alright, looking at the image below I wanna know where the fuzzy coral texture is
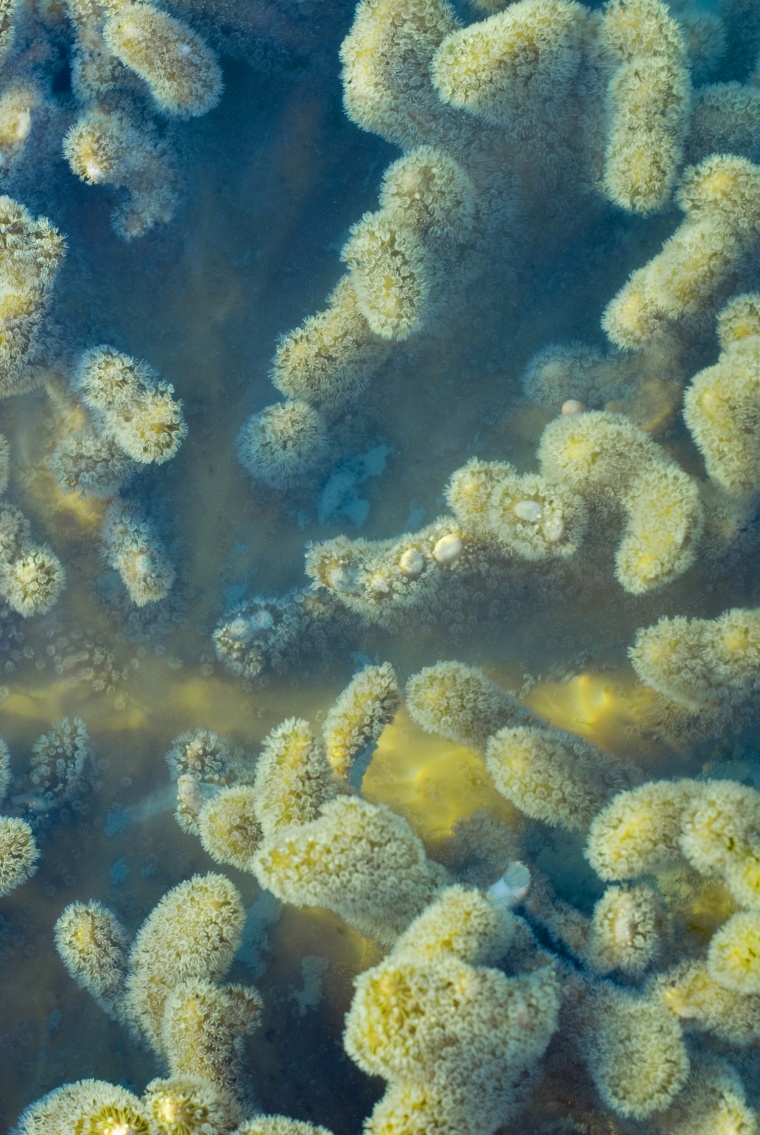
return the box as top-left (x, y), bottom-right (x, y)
top-left (3, 0), bottom-right (760, 1133)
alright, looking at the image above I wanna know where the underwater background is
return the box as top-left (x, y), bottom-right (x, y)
top-left (2, 0), bottom-right (760, 1131)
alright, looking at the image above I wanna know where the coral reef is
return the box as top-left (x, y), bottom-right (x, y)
top-left (6, 0), bottom-right (760, 1131)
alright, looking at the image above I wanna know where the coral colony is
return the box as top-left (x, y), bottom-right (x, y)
top-left (4, 0), bottom-right (760, 1132)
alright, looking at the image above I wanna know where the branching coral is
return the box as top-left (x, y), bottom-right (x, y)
top-left (251, 796), bottom-right (448, 944)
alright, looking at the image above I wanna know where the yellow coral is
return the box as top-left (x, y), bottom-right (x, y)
top-left (103, 3), bottom-right (222, 117)
top-left (63, 108), bottom-right (177, 239)
top-left (684, 295), bottom-right (760, 497)
top-left (346, 949), bottom-right (559, 1135)
top-left (237, 400), bottom-right (329, 489)
top-left (405, 659), bottom-right (529, 750)
top-left (144, 1075), bottom-right (242, 1135)
top-left (586, 883), bottom-right (664, 976)
top-left (432, 0), bottom-right (591, 128)
top-left (585, 779), bottom-right (695, 880)
top-left (102, 499), bottom-right (175, 606)
top-left (161, 979), bottom-right (263, 1098)
top-left (661, 1053), bottom-right (756, 1135)
top-left (271, 277), bottom-right (388, 410)
top-left (18, 1080), bottom-right (151, 1135)
top-left (631, 608), bottom-right (760, 713)
top-left (0, 815), bottom-right (39, 897)
top-left (583, 984), bottom-right (689, 1118)
top-left (322, 661), bottom-right (399, 783)
top-left (339, 0), bottom-right (462, 149)
top-left (0, 545), bottom-right (65, 616)
top-left (341, 211), bottom-right (431, 340)
top-left (487, 725), bottom-right (630, 831)
top-left (655, 960), bottom-right (760, 1045)
top-left (251, 796), bottom-right (447, 944)
top-left (54, 899), bottom-right (130, 1017)
top-left (392, 884), bottom-right (517, 966)
top-left (253, 717), bottom-right (335, 838)
top-left (125, 873), bottom-right (245, 1053)
top-left (603, 156), bottom-right (760, 348)
top-left (600, 0), bottom-right (690, 214)
top-left (707, 910), bottom-right (760, 994)
top-left (198, 786), bottom-right (264, 871)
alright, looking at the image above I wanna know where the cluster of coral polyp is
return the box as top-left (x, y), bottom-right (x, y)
top-left (5, 0), bottom-right (760, 1131)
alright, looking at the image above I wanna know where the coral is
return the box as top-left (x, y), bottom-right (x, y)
top-left (630, 608), bottom-right (760, 714)
top-left (0, 736), bottom-right (9, 803)
top-left (161, 979), bottom-right (263, 1098)
top-left (379, 146), bottom-right (475, 242)
top-left (447, 459), bottom-right (588, 561)
top-left (213, 590), bottom-right (342, 681)
top-left (0, 432), bottom-right (8, 494)
top-left (586, 884), bottom-right (664, 976)
top-left (0, 0), bottom-right (17, 68)
top-left (103, 4), bottom-right (223, 118)
top-left (339, 0), bottom-right (463, 150)
top-left (0, 197), bottom-right (65, 398)
top-left (102, 499), bottom-right (175, 606)
top-left (322, 661), bottom-right (399, 782)
top-left (166, 730), bottom-right (239, 835)
top-left (585, 779), bottom-right (695, 881)
top-left (166, 728), bottom-right (232, 783)
top-left (305, 514), bottom-right (499, 631)
top-left (74, 345), bottom-right (150, 413)
top-left (0, 503), bottom-right (32, 562)
top-left (582, 984), bottom-right (690, 1118)
top-left (271, 277), bottom-right (389, 411)
top-left (17, 1080), bottom-right (152, 1135)
top-left (707, 910), bottom-right (760, 995)
top-left (54, 900), bottom-right (130, 1017)
top-left (252, 717), bottom-right (335, 837)
top-left (341, 211), bottom-right (431, 340)
top-left (74, 346), bottom-right (187, 466)
top-left (198, 786), bottom-right (263, 870)
top-left (391, 883), bottom-right (517, 966)
top-left (108, 385), bottom-right (188, 466)
top-left (678, 781), bottom-right (760, 908)
top-left (144, 1075), bottom-right (243, 1135)
top-left (686, 83), bottom-right (760, 166)
top-left (63, 108), bottom-right (178, 238)
top-left (538, 411), bottom-right (703, 593)
top-left (233, 1120), bottom-right (335, 1135)
top-left (405, 660), bottom-right (529, 750)
top-left (431, 0), bottom-right (591, 130)
top-left (251, 796), bottom-right (448, 944)
top-left (660, 1054), bottom-right (756, 1135)
top-left (345, 947), bottom-right (560, 1135)
top-left (486, 725), bottom-right (632, 831)
top-left (603, 156), bottom-right (760, 349)
top-left (14, 0), bottom-right (760, 1123)
top-left (28, 716), bottom-right (90, 806)
top-left (50, 428), bottom-right (138, 497)
top-left (0, 508), bottom-right (67, 619)
top-left (680, 12), bottom-right (726, 83)
top-left (237, 400), bottom-right (330, 489)
top-left (521, 342), bottom-right (635, 413)
top-left (125, 873), bottom-right (245, 1053)
top-left (600, 0), bottom-right (691, 214)
top-left (655, 960), bottom-right (760, 1045)
top-left (684, 294), bottom-right (760, 497)
top-left (0, 815), bottom-right (39, 896)
top-left (0, 544), bottom-right (66, 616)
